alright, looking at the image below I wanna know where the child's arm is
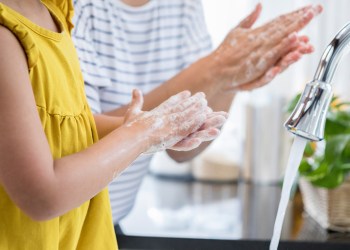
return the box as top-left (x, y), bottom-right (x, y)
top-left (0, 26), bottom-right (222, 221)
top-left (93, 114), bottom-right (124, 138)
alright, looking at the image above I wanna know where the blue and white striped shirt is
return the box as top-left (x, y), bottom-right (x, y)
top-left (72, 0), bottom-right (212, 224)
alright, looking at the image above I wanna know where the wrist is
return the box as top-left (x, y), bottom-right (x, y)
top-left (204, 51), bottom-right (232, 94)
top-left (111, 123), bottom-right (148, 154)
top-left (199, 52), bottom-right (239, 105)
top-left (194, 54), bottom-right (222, 97)
top-left (120, 120), bottom-right (157, 154)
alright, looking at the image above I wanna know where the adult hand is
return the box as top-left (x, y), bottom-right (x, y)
top-left (124, 89), bottom-right (228, 153)
top-left (211, 4), bottom-right (322, 92)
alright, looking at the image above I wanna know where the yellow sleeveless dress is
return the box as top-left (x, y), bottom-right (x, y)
top-left (0, 1), bottom-right (117, 249)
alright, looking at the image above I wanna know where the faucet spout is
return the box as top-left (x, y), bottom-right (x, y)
top-left (314, 23), bottom-right (350, 83)
top-left (285, 22), bottom-right (350, 141)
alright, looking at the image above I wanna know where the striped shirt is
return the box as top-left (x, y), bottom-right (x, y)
top-left (72, 0), bottom-right (212, 224)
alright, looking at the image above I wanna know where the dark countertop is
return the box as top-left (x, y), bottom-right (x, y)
top-left (117, 174), bottom-right (350, 249)
top-left (117, 236), bottom-right (350, 250)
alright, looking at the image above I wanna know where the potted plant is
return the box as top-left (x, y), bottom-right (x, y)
top-left (287, 94), bottom-right (350, 232)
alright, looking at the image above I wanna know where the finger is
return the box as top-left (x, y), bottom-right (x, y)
top-left (296, 41), bottom-right (314, 54)
top-left (178, 97), bottom-right (208, 122)
top-left (170, 138), bottom-right (202, 151)
top-left (130, 89), bottom-right (143, 112)
top-left (253, 5), bottom-right (312, 38)
top-left (226, 33), bottom-right (298, 90)
top-left (267, 5), bottom-right (313, 27)
top-left (125, 89), bottom-right (144, 120)
top-left (259, 5), bottom-right (313, 33)
top-left (272, 40), bottom-right (312, 74)
top-left (189, 127), bottom-right (221, 141)
top-left (260, 32), bottom-right (299, 65)
top-left (166, 96), bottom-right (207, 127)
top-left (205, 106), bottom-right (213, 114)
top-left (153, 90), bottom-right (191, 113)
top-left (165, 100), bottom-right (208, 139)
top-left (238, 3), bottom-right (262, 29)
top-left (298, 35), bottom-right (309, 43)
top-left (168, 92), bottom-right (207, 115)
top-left (285, 5), bottom-right (323, 33)
top-left (232, 66), bottom-right (281, 92)
top-left (179, 114), bottom-right (206, 136)
top-left (264, 5), bottom-right (322, 41)
top-left (200, 114), bottom-right (227, 130)
top-left (171, 127), bottom-right (221, 151)
top-left (268, 35), bottom-right (313, 60)
top-left (231, 39), bottom-right (309, 92)
top-left (206, 111), bottom-right (229, 119)
top-left (178, 113), bottom-right (207, 137)
top-left (278, 51), bottom-right (303, 73)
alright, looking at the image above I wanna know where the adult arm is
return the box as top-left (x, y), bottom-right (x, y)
top-left (106, 4), bottom-right (322, 162)
top-left (93, 114), bottom-right (124, 138)
top-left (107, 4), bottom-right (321, 115)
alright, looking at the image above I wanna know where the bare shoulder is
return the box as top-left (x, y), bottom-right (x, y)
top-left (0, 25), bottom-right (17, 44)
top-left (0, 25), bottom-right (28, 72)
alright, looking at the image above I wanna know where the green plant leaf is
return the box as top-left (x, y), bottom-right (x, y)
top-left (285, 93), bottom-right (301, 113)
top-left (303, 142), bottom-right (315, 158)
top-left (303, 162), bottom-right (328, 181)
top-left (339, 163), bottom-right (350, 171)
top-left (324, 135), bottom-right (350, 163)
top-left (325, 118), bottom-right (348, 136)
top-left (299, 159), bottom-right (312, 174)
top-left (341, 140), bottom-right (350, 162)
top-left (311, 168), bottom-right (344, 189)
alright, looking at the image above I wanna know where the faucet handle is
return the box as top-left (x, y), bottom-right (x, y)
top-left (284, 80), bottom-right (332, 141)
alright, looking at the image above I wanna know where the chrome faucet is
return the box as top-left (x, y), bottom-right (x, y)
top-left (285, 22), bottom-right (350, 141)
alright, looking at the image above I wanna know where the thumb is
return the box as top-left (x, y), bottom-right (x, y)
top-left (237, 3), bottom-right (262, 29)
top-left (125, 89), bottom-right (144, 122)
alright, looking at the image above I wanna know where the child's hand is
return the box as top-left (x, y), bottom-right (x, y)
top-left (124, 89), bottom-right (227, 154)
top-left (169, 109), bottom-right (228, 151)
top-left (123, 89), bottom-right (144, 123)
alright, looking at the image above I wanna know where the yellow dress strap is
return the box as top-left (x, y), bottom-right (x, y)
top-left (0, 4), bottom-right (39, 69)
top-left (42, 0), bottom-right (74, 33)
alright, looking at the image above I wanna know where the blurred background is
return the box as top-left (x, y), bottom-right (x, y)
top-left (120, 0), bottom-right (350, 242)
top-left (150, 0), bottom-right (350, 186)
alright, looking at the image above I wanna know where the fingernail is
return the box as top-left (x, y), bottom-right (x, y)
top-left (298, 44), bottom-right (314, 53)
top-left (282, 53), bottom-right (301, 67)
top-left (313, 5), bottom-right (323, 15)
top-left (299, 36), bottom-right (309, 43)
top-left (195, 92), bottom-right (206, 98)
top-left (266, 67), bottom-right (280, 81)
top-left (256, 3), bottom-right (262, 11)
top-left (183, 90), bottom-right (191, 96)
top-left (304, 44), bottom-right (314, 53)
